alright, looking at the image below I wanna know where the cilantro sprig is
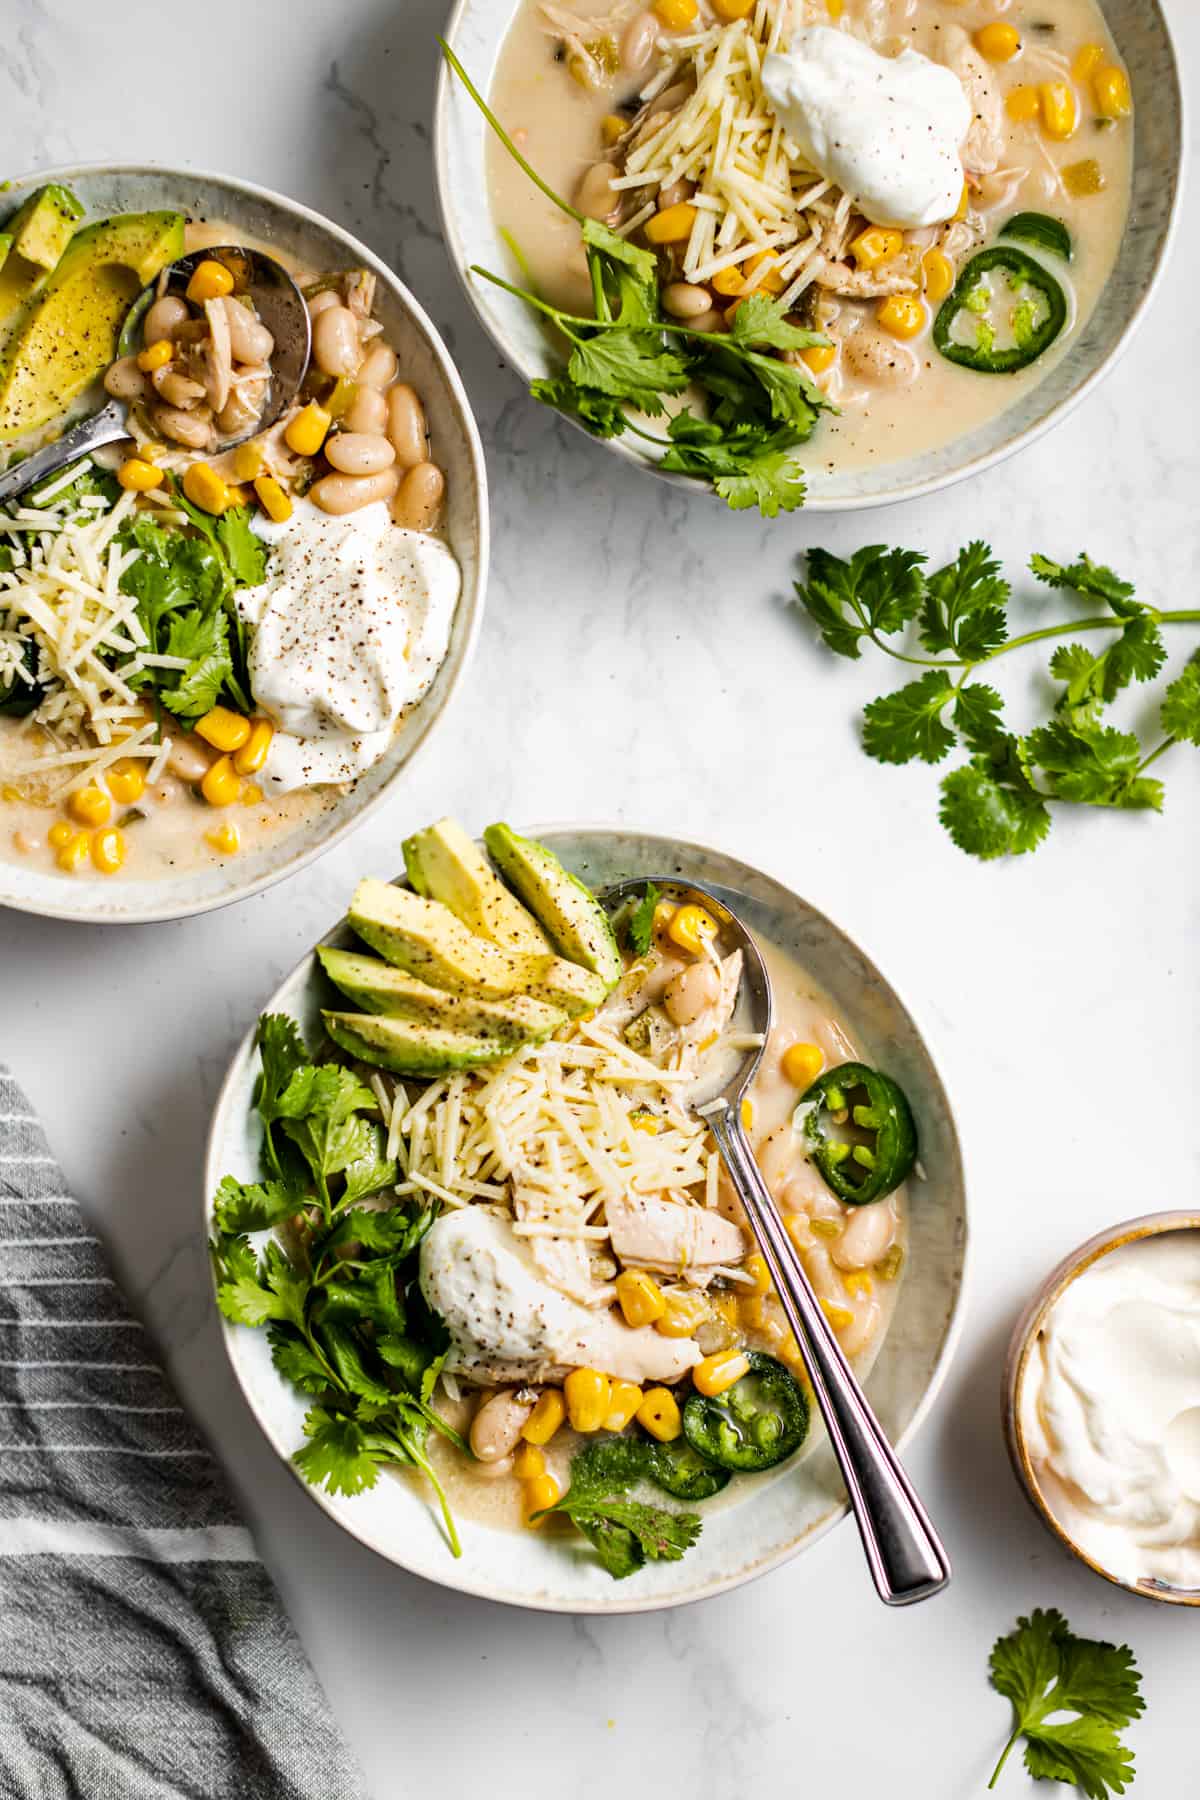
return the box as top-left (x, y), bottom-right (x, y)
top-left (537, 1438), bottom-right (702, 1579)
top-left (793, 543), bottom-right (1200, 859)
top-left (210, 1013), bottom-right (464, 1552)
top-left (440, 42), bottom-right (831, 516)
top-left (988, 1609), bottom-right (1145, 1797)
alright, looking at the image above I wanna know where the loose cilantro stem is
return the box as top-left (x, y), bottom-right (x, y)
top-left (983, 608), bottom-right (1200, 665)
top-left (988, 1725), bottom-right (1023, 1789)
top-left (440, 40), bottom-right (583, 224)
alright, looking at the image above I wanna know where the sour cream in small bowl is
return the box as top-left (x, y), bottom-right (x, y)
top-left (1004, 1212), bottom-right (1200, 1606)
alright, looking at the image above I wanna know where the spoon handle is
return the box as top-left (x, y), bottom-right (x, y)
top-left (707, 1106), bottom-right (951, 1606)
top-left (0, 400), bottom-right (130, 506)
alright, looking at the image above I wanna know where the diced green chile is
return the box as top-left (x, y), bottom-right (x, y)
top-left (933, 246), bottom-right (1067, 373)
top-left (682, 1351), bottom-right (809, 1473)
top-left (999, 211), bottom-right (1073, 261)
top-left (641, 1432), bottom-right (730, 1500)
top-left (797, 1060), bottom-right (917, 1206)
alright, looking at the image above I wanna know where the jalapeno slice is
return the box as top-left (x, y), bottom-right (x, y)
top-left (682, 1351), bottom-right (809, 1473)
top-left (797, 1060), bottom-right (917, 1206)
top-left (642, 1433), bottom-right (731, 1500)
top-left (933, 245), bottom-right (1068, 373)
top-left (999, 211), bottom-right (1073, 262)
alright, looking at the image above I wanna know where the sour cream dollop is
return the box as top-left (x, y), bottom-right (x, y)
top-left (237, 500), bottom-right (459, 792)
top-left (1021, 1232), bottom-right (1200, 1590)
top-left (761, 27), bottom-right (970, 229)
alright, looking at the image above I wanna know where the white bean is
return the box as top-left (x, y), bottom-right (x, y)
top-left (153, 402), bottom-right (214, 449)
top-left (469, 1390), bottom-right (534, 1461)
top-left (385, 383), bottom-right (427, 470)
top-left (310, 466), bottom-right (400, 515)
top-left (836, 1298), bottom-right (881, 1359)
top-left (103, 356), bottom-right (145, 401)
top-left (307, 288), bottom-right (340, 318)
top-left (151, 366), bottom-right (206, 409)
top-left (620, 9), bottom-right (658, 71)
top-left (843, 328), bottom-right (918, 388)
top-left (390, 461), bottom-right (444, 532)
top-left (357, 342), bottom-right (398, 389)
top-left (663, 960), bottom-right (720, 1026)
top-left (220, 296), bottom-right (275, 365)
top-left (312, 304), bottom-right (361, 378)
top-left (143, 295), bottom-right (189, 345)
top-left (324, 431), bottom-right (396, 476)
top-left (342, 385), bottom-right (388, 435)
top-left (662, 281), bottom-right (714, 319)
top-left (167, 736), bottom-right (213, 782)
top-left (831, 1203), bottom-right (896, 1271)
top-left (575, 162), bottom-right (620, 222)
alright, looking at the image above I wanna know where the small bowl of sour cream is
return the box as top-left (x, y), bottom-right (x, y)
top-left (1005, 1213), bottom-right (1200, 1606)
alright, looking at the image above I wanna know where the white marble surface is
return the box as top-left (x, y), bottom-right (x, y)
top-left (2, 1), bottom-right (1198, 1792)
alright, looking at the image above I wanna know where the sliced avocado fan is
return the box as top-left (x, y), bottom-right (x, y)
top-left (484, 821), bottom-right (622, 988)
top-left (323, 1011), bottom-right (536, 1079)
top-left (318, 945), bottom-right (565, 1040)
top-left (402, 816), bottom-right (549, 955)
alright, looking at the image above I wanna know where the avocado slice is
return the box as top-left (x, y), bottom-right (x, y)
top-left (483, 823), bottom-right (622, 991)
top-left (324, 1011), bottom-right (522, 1078)
top-left (403, 816), bottom-right (549, 955)
top-left (6, 185), bottom-right (84, 271)
top-left (0, 237), bottom-right (11, 278)
top-left (348, 878), bottom-right (606, 1016)
top-left (0, 209), bottom-right (185, 442)
top-left (318, 946), bottom-right (566, 1039)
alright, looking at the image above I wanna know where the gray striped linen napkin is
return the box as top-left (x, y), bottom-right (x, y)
top-left (0, 1064), bottom-right (367, 1800)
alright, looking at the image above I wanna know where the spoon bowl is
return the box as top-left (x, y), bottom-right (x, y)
top-left (603, 873), bottom-right (951, 1607)
top-left (0, 243), bottom-right (310, 506)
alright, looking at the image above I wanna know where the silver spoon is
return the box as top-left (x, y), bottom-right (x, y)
top-left (0, 245), bottom-right (311, 506)
top-left (603, 874), bottom-right (952, 1607)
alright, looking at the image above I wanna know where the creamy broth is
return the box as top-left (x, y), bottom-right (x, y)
top-left (410, 933), bottom-right (908, 1535)
top-left (487, 0), bottom-right (1132, 475)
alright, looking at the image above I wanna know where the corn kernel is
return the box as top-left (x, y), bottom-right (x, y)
top-left (615, 1268), bottom-right (666, 1328)
top-left (781, 1041), bottom-right (824, 1088)
top-left (922, 248), bottom-right (955, 303)
top-left (743, 250), bottom-right (784, 296)
top-left (195, 706), bottom-right (251, 754)
top-left (521, 1388), bottom-right (565, 1446)
top-left (692, 1350), bottom-right (749, 1398)
top-left (284, 401), bottom-right (332, 458)
top-left (1005, 83), bottom-right (1041, 123)
top-left (564, 1367), bottom-right (612, 1433)
top-left (645, 201), bottom-right (698, 245)
top-left (636, 1387), bottom-right (682, 1442)
top-left (231, 718), bottom-right (273, 776)
top-left (819, 1297), bottom-right (855, 1331)
top-left (181, 462), bottom-right (230, 515)
top-left (784, 1213), bottom-right (812, 1253)
top-left (653, 0), bottom-right (697, 28)
top-left (47, 819), bottom-right (73, 849)
top-left (711, 263), bottom-right (745, 297)
top-left (240, 782), bottom-right (263, 806)
top-left (55, 830), bottom-right (90, 872)
top-left (654, 1289), bottom-right (709, 1338)
top-left (254, 474), bottom-right (293, 524)
top-left (512, 1442), bottom-right (546, 1482)
top-left (800, 342), bottom-right (837, 374)
top-left (1092, 64), bottom-right (1131, 119)
top-left (67, 785), bottom-right (111, 828)
top-left (712, 0), bottom-right (754, 15)
top-left (206, 823), bottom-right (241, 855)
top-left (709, 1293), bottom-right (739, 1333)
top-left (743, 1252), bottom-right (771, 1295)
top-left (954, 180), bottom-right (970, 220)
top-left (739, 1294), bottom-right (767, 1332)
top-left (603, 1381), bottom-right (644, 1432)
top-left (117, 457), bottom-right (164, 492)
top-left (106, 759), bottom-right (145, 806)
top-left (877, 1244), bottom-right (905, 1282)
top-left (877, 295), bottom-right (927, 339)
top-left (843, 1270), bottom-right (874, 1299)
top-left (810, 1217), bottom-right (843, 1240)
top-left (1063, 158), bottom-right (1105, 197)
top-left (1073, 42), bottom-right (1104, 81)
top-left (90, 827), bottom-right (125, 875)
top-left (667, 902), bottom-right (717, 956)
top-left (200, 755), bottom-right (242, 808)
top-left (851, 226), bottom-right (904, 270)
top-left (523, 1472), bottom-right (561, 1526)
top-left (651, 898), bottom-right (677, 939)
top-left (231, 442), bottom-right (264, 482)
top-left (629, 1110), bottom-right (660, 1136)
top-left (1039, 80), bottom-right (1078, 139)
top-left (1, 783), bottom-right (22, 802)
top-left (186, 258), bottom-right (235, 303)
top-left (600, 113), bottom-right (627, 146)
top-left (740, 1097), bottom-right (754, 1130)
top-left (825, 0), bottom-right (843, 15)
top-left (974, 22), bottom-right (1021, 61)
top-left (136, 338), bottom-right (173, 374)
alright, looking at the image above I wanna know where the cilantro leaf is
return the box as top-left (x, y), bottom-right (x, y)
top-left (210, 1235), bottom-right (306, 1329)
top-left (211, 1173), bottom-right (298, 1236)
top-left (702, 342), bottom-right (821, 432)
top-left (1051, 618), bottom-right (1166, 721)
top-left (1031, 552), bottom-right (1139, 617)
top-left (1162, 660), bottom-right (1200, 743)
top-left (338, 1154), bottom-right (399, 1209)
top-left (582, 218), bottom-right (659, 328)
top-left (939, 763), bottom-right (1051, 859)
top-left (216, 506), bottom-right (268, 588)
top-left (919, 541), bottom-right (1009, 660)
top-left (317, 1322), bottom-right (393, 1405)
top-left (293, 1407), bottom-right (380, 1497)
top-left (253, 1013), bottom-right (310, 1179)
top-left (529, 374), bottom-right (629, 439)
top-left (660, 413), bottom-right (807, 516)
top-left (988, 1607), bottom-right (1144, 1798)
top-left (267, 1325), bottom-right (331, 1395)
top-left (567, 329), bottom-right (690, 414)
top-left (954, 682), bottom-right (1006, 750)
top-left (726, 293), bottom-right (828, 355)
top-left (793, 545), bottom-right (927, 660)
top-left (1025, 721), bottom-right (1161, 810)
top-left (862, 671), bottom-right (957, 764)
top-left (539, 1439), bottom-right (703, 1578)
top-left (627, 882), bottom-right (660, 957)
top-left (158, 606), bottom-right (233, 723)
